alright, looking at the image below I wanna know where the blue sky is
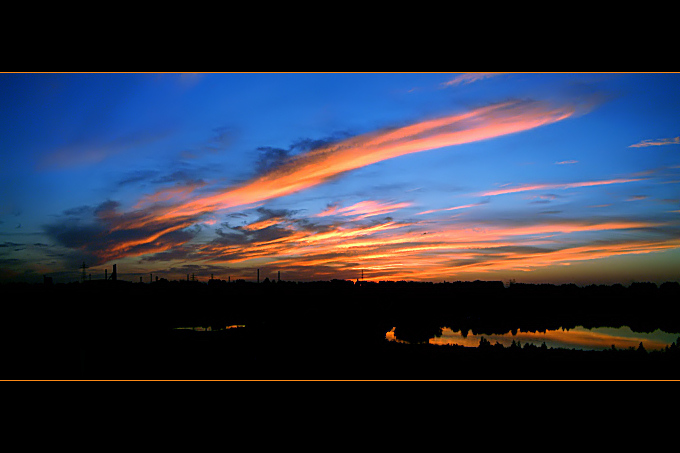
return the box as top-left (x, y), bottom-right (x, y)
top-left (1, 72), bottom-right (679, 284)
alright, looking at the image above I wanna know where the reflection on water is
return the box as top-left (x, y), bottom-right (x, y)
top-left (386, 326), bottom-right (679, 351)
top-left (174, 325), bottom-right (245, 332)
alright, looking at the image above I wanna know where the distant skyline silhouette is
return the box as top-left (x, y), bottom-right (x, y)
top-left (1, 73), bottom-right (679, 285)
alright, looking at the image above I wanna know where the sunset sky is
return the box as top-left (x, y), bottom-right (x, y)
top-left (1, 72), bottom-right (679, 284)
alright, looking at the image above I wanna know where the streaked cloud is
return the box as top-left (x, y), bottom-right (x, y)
top-left (147, 100), bottom-right (575, 223)
top-left (37, 129), bottom-right (170, 170)
top-left (49, 97), bottom-right (651, 279)
top-left (629, 136), bottom-right (680, 148)
top-left (188, 213), bottom-right (676, 283)
top-left (316, 200), bottom-right (412, 220)
top-left (416, 200), bottom-right (488, 216)
top-left (479, 178), bottom-right (643, 197)
top-left (555, 160), bottom-right (578, 165)
top-left (442, 73), bottom-right (506, 87)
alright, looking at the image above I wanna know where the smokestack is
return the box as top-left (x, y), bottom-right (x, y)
top-left (278, 270), bottom-right (280, 282)
top-left (111, 264), bottom-right (117, 281)
top-left (257, 269), bottom-right (260, 284)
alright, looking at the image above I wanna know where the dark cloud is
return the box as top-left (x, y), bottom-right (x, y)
top-left (151, 170), bottom-right (206, 186)
top-left (180, 126), bottom-right (237, 160)
top-left (94, 200), bottom-right (121, 219)
top-left (209, 126), bottom-right (236, 148)
top-left (63, 205), bottom-right (94, 217)
top-left (139, 245), bottom-right (199, 263)
top-left (43, 200), bottom-right (204, 265)
top-left (254, 133), bottom-right (350, 177)
top-left (481, 245), bottom-right (552, 255)
top-left (117, 170), bottom-right (160, 187)
top-left (0, 241), bottom-right (23, 248)
top-left (160, 263), bottom-right (240, 280)
top-left (212, 223), bottom-right (292, 247)
top-left (43, 220), bottom-right (104, 250)
top-left (255, 146), bottom-right (292, 175)
top-left (254, 206), bottom-right (299, 221)
top-left (289, 134), bottom-right (351, 152)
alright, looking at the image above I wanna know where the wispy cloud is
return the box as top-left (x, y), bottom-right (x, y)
top-left (416, 200), bottom-right (489, 216)
top-left (37, 129), bottom-right (170, 170)
top-left (441, 73), bottom-right (505, 88)
top-left (478, 178), bottom-right (643, 197)
top-left (45, 99), bottom-right (578, 266)
top-left (188, 213), bottom-right (676, 282)
top-left (151, 100), bottom-right (575, 222)
top-left (555, 160), bottom-right (578, 165)
top-left (629, 136), bottom-right (680, 148)
top-left (316, 200), bottom-right (411, 220)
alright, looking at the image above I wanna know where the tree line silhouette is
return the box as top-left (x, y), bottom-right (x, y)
top-left (2, 278), bottom-right (679, 379)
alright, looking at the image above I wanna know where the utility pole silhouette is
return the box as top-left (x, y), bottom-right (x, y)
top-left (80, 261), bottom-right (88, 283)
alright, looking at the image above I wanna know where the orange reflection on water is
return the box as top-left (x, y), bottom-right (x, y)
top-left (422, 326), bottom-right (673, 351)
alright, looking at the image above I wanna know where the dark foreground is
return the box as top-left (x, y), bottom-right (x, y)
top-left (3, 279), bottom-right (680, 380)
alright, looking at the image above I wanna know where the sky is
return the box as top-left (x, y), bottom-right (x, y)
top-left (1, 72), bottom-right (679, 285)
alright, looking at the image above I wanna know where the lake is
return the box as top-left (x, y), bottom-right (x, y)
top-left (386, 325), bottom-right (679, 351)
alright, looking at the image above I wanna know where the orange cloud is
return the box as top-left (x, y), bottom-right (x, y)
top-left (316, 200), bottom-right (412, 220)
top-left (149, 100), bottom-right (576, 223)
top-left (79, 100), bottom-right (582, 266)
top-left (479, 178), bottom-right (643, 197)
top-left (185, 210), bottom-right (676, 283)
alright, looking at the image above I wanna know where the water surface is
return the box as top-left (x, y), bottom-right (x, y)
top-left (386, 326), bottom-right (679, 351)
